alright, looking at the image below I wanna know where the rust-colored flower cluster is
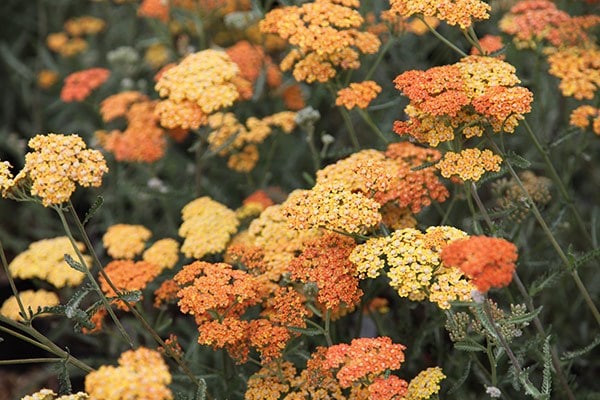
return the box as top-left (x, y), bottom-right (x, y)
top-left (336, 81), bottom-right (382, 110)
top-left (441, 236), bottom-right (518, 292)
top-left (389, 0), bottom-right (490, 29)
top-left (60, 68), bottom-right (110, 102)
top-left (260, 0), bottom-right (381, 83)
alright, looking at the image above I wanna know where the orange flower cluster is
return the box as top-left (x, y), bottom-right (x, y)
top-left (138, 0), bottom-right (169, 22)
top-left (99, 260), bottom-right (161, 309)
top-left (60, 68), bottom-right (110, 102)
top-left (85, 347), bottom-right (172, 400)
top-left (436, 148), bottom-right (503, 182)
top-left (499, 0), bottom-right (600, 49)
top-left (441, 236), bottom-right (518, 292)
top-left (547, 46), bottom-right (600, 100)
top-left (207, 111), bottom-right (297, 172)
top-left (260, 0), bottom-right (381, 83)
top-left (155, 49), bottom-right (241, 129)
top-left (322, 337), bottom-right (406, 388)
top-left (289, 233), bottom-right (362, 317)
top-left (336, 81), bottom-right (382, 109)
top-left (64, 15), bottom-right (106, 36)
top-left (37, 69), bottom-right (59, 89)
top-left (471, 34), bottom-right (504, 56)
top-left (46, 16), bottom-right (104, 57)
top-left (394, 56), bottom-right (533, 146)
top-left (1, 134), bottom-right (108, 206)
top-left (570, 105), bottom-right (600, 135)
top-left (225, 40), bottom-right (282, 93)
top-left (97, 93), bottom-right (168, 163)
top-left (389, 0), bottom-right (490, 29)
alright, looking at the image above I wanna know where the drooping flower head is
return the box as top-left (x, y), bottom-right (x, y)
top-left (60, 68), bottom-right (110, 102)
top-left (260, 0), bottom-right (381, 83)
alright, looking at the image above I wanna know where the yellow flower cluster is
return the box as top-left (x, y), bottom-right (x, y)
top-left (9, 237), bottom-right (88, 288)
top-left (21, 389), bottom-right (88, 400)
top-left (1, 290), bottom-right (60, 321)
top-left (547, 45), bottom-right (600, 100)
top-left (1, 134), bottom-right (108, 206)
top-left (143, 238), bottom-right (180, 270)
top-left (405, 367), bottom-right (446, 400)
top-left (207, 111), bottom-right (297, 172)
top-left (570, 105), bottom-right (600, 135)
top-left (155, 50), bottom-right (240, 128)
top-left (350, 226), bottom-right (473, 309)
top-left (64, 16), bottom-right (106, 36)
top-left (283, 183), bottom-right (382, 234)
top-left (436, 148), bottom-right (502, 182)
top-left (389, 0), bottom-right (490, 29)
top-left (179, 197), bottom-right (239, 259)
top-left (102, 224), bottom-right (152, 259)
top-left (85, 347), bottom-right (172, 400)
top-left (260, 0), bottom-right (381, 83)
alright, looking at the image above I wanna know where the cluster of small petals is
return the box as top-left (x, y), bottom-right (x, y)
top-left (323, 337), bottom-right (406, 388)
top-left (0, 161), bottom-right (14, 192)
top-left (179, 197), bottom-right (239, 259)
top-left (380, 202), bottom-right (417, 230)
top-left (471, 35), bottom-right (504, 57)
top-left (455, 56), bottom-right (520, 98)
top-left (226, 40), bottom-right (281, 88)
top-left (63, 15), bottom-right (105, 36)
top-left (22, 134), bottom-right (108, 206)
top-left (405, 367), bottom-right (446, 400)
top-left (155, 49), bottom-right (239, 113)
top-left (441, 236), bottom-right (518, 292)
top-left (283, 184), bottom-right (382, 234)
top-left (1, 290), bottom-right (60, 321)
top-left (472, 86), bottom-right (533, 132)
top-left (155, 98), bottom-right (208, 130)
top-left (143, 238), bottom-right (180, 270)
top-left (60, 68), bottom-right (110, 102)
top-left (228, 144), bottom-right (259, 172)
top-left (436, 149), bottom-right (502, 182)
top-left (9, 237), bottom-right (87, 288)
top-left (198, 317), bottom-right (251, 361)
top-left (37, 69), bottom-right (59, 89)
top-left (336, 81), bottom-right (382, 109)
top-left (102, 224), bottom-right (151, 259)
top-left (20, 389), bottom-right (88, 400)
top-left (428, 267), bottom-right (475, 308)
top-left (389, 0), bottom-right (490, 29)
top-left (266, 287), bottom-right (310, 329)
top-left (349, 235), bottom-right (389, 279)
top-left (248, 319), bottom-right (291, 362)
top-left (153, 279), bottom-right (180, 308)
top-left (100, 91), bottom-right (149, 122)
top-left (290, 233), bottom-right (362, 313)
top-left (245, 361), bottom-right (296, 399)
top-left (260, 0), bottom-right (380, 83)
top-left (547, 46), bottom-right (600, 100)
top-left (368, 376), bottom-right (409, 400)
top-left (46, 32), bottom-right (88, 57)
top-left (99, 260), bottom-right (161, 309)
top-left (85, 347), bottom-right (172, 400)
top-left (138, 0), bottom-right (169, 22)
top-left (570, 105), bottom-right (600, 135)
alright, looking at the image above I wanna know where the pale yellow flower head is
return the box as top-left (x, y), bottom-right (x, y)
top-left (1, 290), bottom-right (60, 321)
top-left (103, 224), bottom-right (152, 259)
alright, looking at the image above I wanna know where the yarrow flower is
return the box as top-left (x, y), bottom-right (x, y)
top-left (99, 260), bottom-right (161, 309)
top-left (85, 347), bottom-right (172, 400)
top-left (143, 238), bottom-right (180, 270)
top-left (570, 105), bottom-right (600, 135)
top-left (441, 236), bottom-right (518, 292)
top-left (405, 367), bottom-right (446, 400)
top-left (492, 171), bottom-right (552, 222)
top-left (1, 134), bottom-right (108, 207)
top-left (102, 224), bottom-right (151, 259)
top-left (20, 389), bottom-right (88, 400)
top-left (60, 68), bottom-right (110, 102)
top-left (260, 0), bottom-right (381, 83)
top-left (1, 290), bottom-right (60, 321)
top-left (63, 15), bottom-right (105, 36)
top-left (336, 81), bottom-right (382, 109)
top-left (471, 34), bottom-right (505, 57)
top-left (8, 237), bottom-right (88, 288)
top-left (389, 0), bottom-right (490, 29)
top-left (546, 45), bottom-right (600, 100)
top-left (436, 148), bottom-right (503, 182)
top-left (179, 197), bottom-right (239, 259)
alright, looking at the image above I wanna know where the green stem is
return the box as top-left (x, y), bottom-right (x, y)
top-left (357, 108), bottom-right (389, 144)
top-left (464, 184), bottom-right (483, 234)
top-left (469, 183), bottom-right (495, 233)
top-left (487, 137), bottom-right (600, 327)
top-left (419, 16), bottom-right (467, 57)
top-left (0, 358), bottom-right (62, 365)
top-left (0, 241), bottom-right (27, 321)
top-left (522, 119), bottom-right (592, 245)
top-left (324, 309), bottom-right (333, 347)
top-left (54, 206), bottom-right (134, 348)
top-left (485, 339), bottom-right (497, 386)
top-left (339, 106), bottom-right (361, 150)
top-left (481, 301), bottom-right (523, 376)
top-left (364, 37), bottom-right (395, 80)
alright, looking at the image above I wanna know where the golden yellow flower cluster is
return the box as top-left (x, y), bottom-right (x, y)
top-left (64, 16), bottom-right (106, 36)
top-left (0, 134), bottom-right (108, 207)
top-left (102, 224), bottom-right (152, 259)
top-left (85, 347), bottom-right (172, 400)
top-left (405, 367), bottom-right (446, 400)
top-left (179, 196), bottom-right (239, 259)
top-left (389, 0), bottom-right (490, 29)
top-left (155, 50), bottom-right (240, 129)
top-left (143, 238), bottom-right (180, 270)
top-left (9, 237), bottom-right (88, 288)
top-left (260, 0), bottom-right (381, 83)
top-left (350, 226), bottom-right (474, 309)
top-left (20, 389), bottom-right (88, 400)
top-left (336, 81), bottom-right (382, 109)
top-left (207, 111), bottom-right (297, 172)
top-left (547, 45), bottom-right (600, 100)
top-left (1, 290), bottom-right (60, 321)
top-left (436, 148), bottom-right (502, 182)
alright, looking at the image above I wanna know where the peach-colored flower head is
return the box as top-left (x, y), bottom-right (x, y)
top-left (99, 260), bottom-right (161, 310)
top-left (570, 105), bottom-right (600, 135)
top-left (336, 81), bottom-right (382, 109)
top-left (61, 68), bottom-right (110, 102)
top-left (64, 16), bottom-right (106, 36)
top-left (85, 347), bottom-right (172, 400)
top-left (389, 0), bottom-right (490, 29)
top-left (1, 290), bottom-right (60, 321)
top-left (37, 69), bottom-right (59, 89)
top-left (547, 45), bottom-right (600, 100)
top-left (260, 0), bottom-right (381, 83)
top-left (103, 224), bottom-right (151, 259)
top-left (138, 0), bottom-right (169, 22)
top-left (20, 134), bottom-right (108, 206)
top-left (471, 34), bottom-right (505, 57)
top-left (441, 236), bottom-right (518, 292)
